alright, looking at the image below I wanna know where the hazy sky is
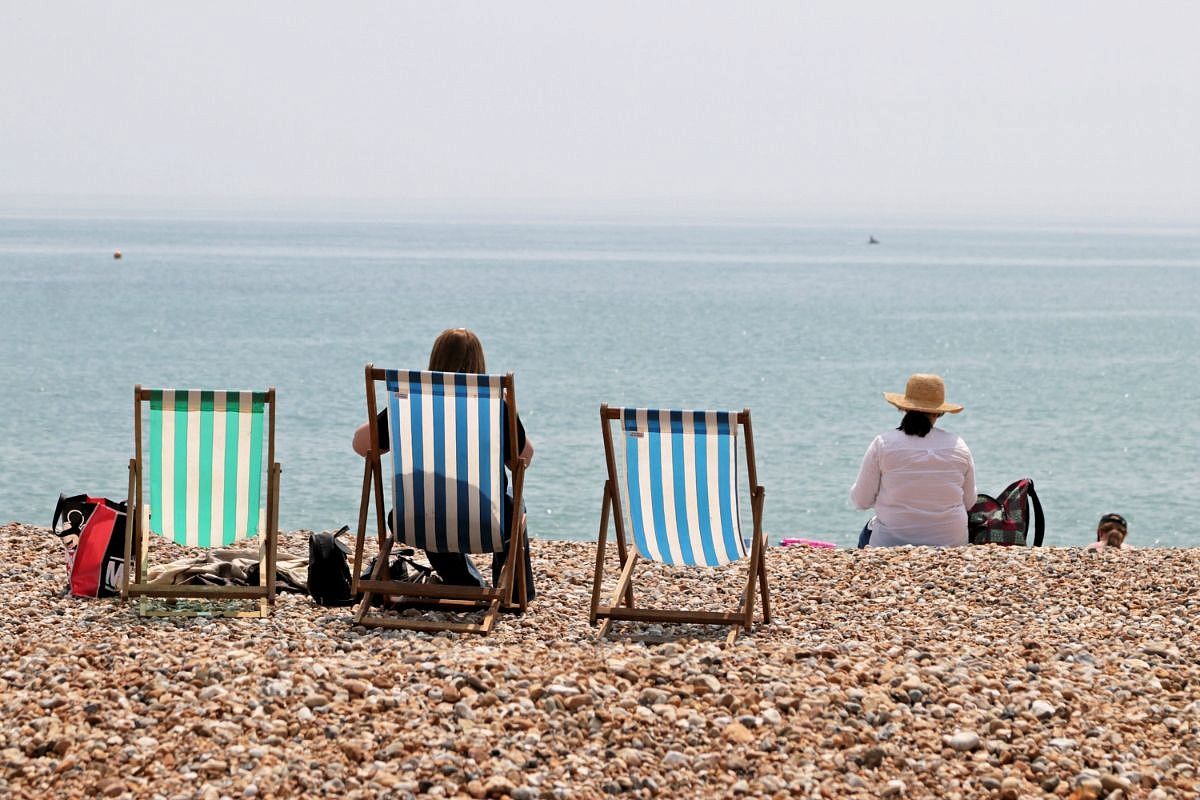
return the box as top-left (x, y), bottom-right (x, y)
top-left (3, 2), bottom-right (1199, 221)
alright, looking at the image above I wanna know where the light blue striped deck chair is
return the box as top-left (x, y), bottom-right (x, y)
top-left (123, 387), bottom-right (281, 617)
top-left (589, 405), bottom-right (770, 642)
top-left (352, 365), bottom-right (528, 635)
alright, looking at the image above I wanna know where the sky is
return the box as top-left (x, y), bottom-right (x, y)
top-left (2, 1), bottom-right (1199, 222)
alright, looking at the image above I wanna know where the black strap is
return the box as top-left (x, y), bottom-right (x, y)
top-left (1027, 481), bottom-right (1045, 547)
top-left (52, 493), bottom-right (67, 533)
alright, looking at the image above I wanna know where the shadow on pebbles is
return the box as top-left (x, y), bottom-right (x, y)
top-left (1, 522), bottom-right (1197, 799)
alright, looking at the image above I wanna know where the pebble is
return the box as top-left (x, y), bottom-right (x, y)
top-left (484, 775), bottom-right (517, 797)
top-left (1030, 699), bottom-right (1056, 719)
top-left (1101, 774), bottom-right (1133, 793)
top-left (862, 746), bottom-right (886, 769)
top-left (723, 721), bottom-right (755, 744)
top-left (2, 525), bottom-right (1197, 800)
top-left (1074, 776), bottom-right (1104, 799)
top-left (945, 731), bottom-right (980, 751)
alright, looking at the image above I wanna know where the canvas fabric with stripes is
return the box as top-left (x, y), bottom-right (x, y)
top-left (146, 390), bottom-right (267, 547)
top-left (618, 408), bottom-right (747, 567)
top-left (384, 370), bottom-right (509, 554)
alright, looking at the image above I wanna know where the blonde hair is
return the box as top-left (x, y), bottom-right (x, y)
top-left (428, 328), bottom-right (487, 373)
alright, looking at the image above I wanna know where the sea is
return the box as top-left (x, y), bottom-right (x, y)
top-left (1, 212), bottom-right (1197, 548)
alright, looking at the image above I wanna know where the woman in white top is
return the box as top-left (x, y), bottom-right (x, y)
top-left (851, 374), bottom-right (976, 548)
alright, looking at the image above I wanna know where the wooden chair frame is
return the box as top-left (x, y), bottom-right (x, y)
top-left (588, 404), bottom-right (771, 644)
top-left (122, 386), bottom-right (280, 618)
top-left (352, 364), bottom-right (528, 635)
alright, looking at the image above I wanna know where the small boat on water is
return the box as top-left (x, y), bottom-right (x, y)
top-left (867, 236), bottom-right (879, 245)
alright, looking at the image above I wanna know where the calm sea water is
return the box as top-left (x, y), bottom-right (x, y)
top-left (1, 214), bottom-right (1197, 547)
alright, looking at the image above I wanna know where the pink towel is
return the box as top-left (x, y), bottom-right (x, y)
top-left (781, 537), bottom-right (837, 549)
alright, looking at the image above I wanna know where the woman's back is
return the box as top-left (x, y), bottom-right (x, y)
top-left (866, 427), bottom-right (974, 547)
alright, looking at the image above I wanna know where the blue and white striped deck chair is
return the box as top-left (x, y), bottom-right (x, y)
top-left (589, 406), bottom-right (770, 642)
top-left (353, 366), bottom-right (528, 635)
top-left (123, 386), bottom-right (281, 617)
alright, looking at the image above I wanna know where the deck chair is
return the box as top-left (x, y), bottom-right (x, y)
top-left (123, 387), bottom-right (281, 617)
top-left (589, 405), bottom-right (770, 643)
top-left (352, 366), bottom-right (528, 635)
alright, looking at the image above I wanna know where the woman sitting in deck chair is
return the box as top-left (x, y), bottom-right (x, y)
top-left (352, 327), bottom-right (536, 599)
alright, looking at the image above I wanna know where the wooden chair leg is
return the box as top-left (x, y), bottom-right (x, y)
top-left (598, 552), bottom-right (638, 640)
top-left (480, 594), bottom-right (502, 633)
top-left (758, 550), bottom-right (771, 624)
top-left (352, 458), bottom-right (373, 594)
top-left (589, 482), bottom-right (612, 625)
top-left (122, 460), bottom-right (136, 601)
top-left (740, 548), bottom-right (759, 630)
top-left (494, 518), bottom-right (521, 612)
top-left (516, 517), bottom-right (528, 613)
top-left (355, 534), bottom-right (395, 624)
top-left (267, 464), bottom-right (281, 604)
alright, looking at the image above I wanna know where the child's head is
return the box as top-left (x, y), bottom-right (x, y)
top-left (428, 328), bottom-right (486, 373)
top-left (1096, 513), bottom-right (1128, 547)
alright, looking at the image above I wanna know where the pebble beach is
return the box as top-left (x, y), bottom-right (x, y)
top-left (2, 523), bottom-right (1197, 800)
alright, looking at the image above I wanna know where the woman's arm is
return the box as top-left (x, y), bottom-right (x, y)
top-left (849, 437), bottom-right (881, 510)
top-left (508, 438), bottom-right (533, 470)
top-left (353, 411), bottom-right (390, 458)
top-left (351, 422), bottom-right (371, 457)
top-left (961, 447), bottom-right (977, 509)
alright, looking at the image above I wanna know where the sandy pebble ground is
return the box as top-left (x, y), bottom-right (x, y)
top-left (1, 522), bottom-right (1197, 800)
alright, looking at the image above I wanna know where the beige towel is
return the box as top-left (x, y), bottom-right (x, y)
top-left (147, 548), bottom-right (308, 591)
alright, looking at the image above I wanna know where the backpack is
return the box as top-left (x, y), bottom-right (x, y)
top-left (308, 526), bottom-right (357, 606)
top-left (307, 527), bottom-right (436, 606)
top-left (968, 478), bottom-right (1045, 547)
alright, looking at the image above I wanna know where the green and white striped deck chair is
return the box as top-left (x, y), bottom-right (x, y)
top-left (123, 386), bottom-right (281, 617)
top-left (589, 405), bottom-right (770, 643)
top-left (353, 365), bottom-right (528, 635)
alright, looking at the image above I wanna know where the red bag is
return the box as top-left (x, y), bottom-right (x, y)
top-left (54, 495), bottom-right (129, 598)
top-left (967, 478), bottom-right (1045, 547)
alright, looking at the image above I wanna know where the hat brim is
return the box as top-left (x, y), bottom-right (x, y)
top-left (883, 392), bottom-right (963, 414)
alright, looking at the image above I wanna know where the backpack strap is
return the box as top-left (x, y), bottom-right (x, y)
top-left (1026, 480), bottom-right (1045, 547)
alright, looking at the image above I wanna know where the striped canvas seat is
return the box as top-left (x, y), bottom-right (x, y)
top-left (590, 403), bottom-right (770, 642)
top-left (620, 408), bottom-right (747, 567)
top-left (385, 370), bottom-right (509, 554)
top-left (124, 385), bottom-right (280, 618)
top-left (353, 365), bottom-right (528, 635)
top-left (147, 390), bottom-right (267, 546)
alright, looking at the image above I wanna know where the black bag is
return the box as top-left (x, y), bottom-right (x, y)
top-left (307, 527), bottom-right (436, 606)
top-left (53, 494), bottom-right (128, 598)
top-left (308, 526), bottom-right (356, 606)
top-left (968, 478), bottom-right (1045, 547)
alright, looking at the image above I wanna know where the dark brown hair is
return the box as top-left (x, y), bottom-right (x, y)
top-left (428, 328), bottom-right (487, 373)
top-left (897, 410), bottom-right (935, 437)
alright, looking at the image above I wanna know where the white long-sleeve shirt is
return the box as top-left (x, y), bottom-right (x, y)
top-left (850, 427), bottom-right (976, 547)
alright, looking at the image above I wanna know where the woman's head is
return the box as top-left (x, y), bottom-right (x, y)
top-left (428, 328), bottom-right (487, 373)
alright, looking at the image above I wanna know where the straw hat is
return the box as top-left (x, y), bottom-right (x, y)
top-left (883, 373), bottom-right (963, 414)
